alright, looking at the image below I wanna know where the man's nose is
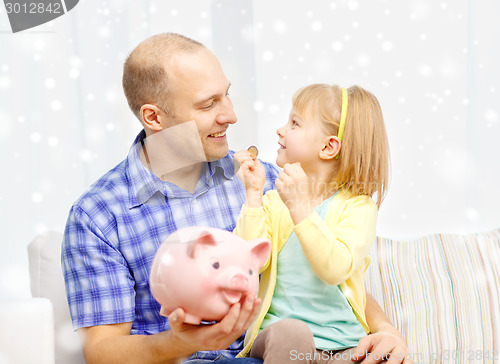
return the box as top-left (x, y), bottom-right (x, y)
top-left (216, 97), bottom-right (237, 124)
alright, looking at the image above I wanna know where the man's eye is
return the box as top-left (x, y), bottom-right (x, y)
top-left (202, 102), bottom-right (214, 110)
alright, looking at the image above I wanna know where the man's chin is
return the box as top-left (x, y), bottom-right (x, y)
top-left (205, 148), bottom-right (229, 162)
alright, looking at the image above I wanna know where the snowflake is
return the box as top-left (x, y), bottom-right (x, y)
top-left (273, 20), bottom-right (287, 34)
top-left (45, 78), bottom-right (55, 89)
top-left (30, 132), bottom-right (42, 143)
top-left (262, 51), bottom-right (274, 62)
top-left (332, 41), bottom-right (343, 52)
top-left (51, 100), bottom-right (62, 111)
top-left (311, 21), bottom-right (322, 32)
top-left (484, 109), bottom-right (498, 127)
top-left (32, 192), bottom-right (43, 203)
top-left (0, 76), bottom-right (10, 89)
top-left (69, 69), bottom-right (80, 79)
top-left (382, 40), bottom-right (393, 52)
top-left (47, 136), bottom-right (59, 147)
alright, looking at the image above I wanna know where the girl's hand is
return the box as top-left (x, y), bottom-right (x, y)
top-left (233, 150), bottom-right (265, 207)
top-left (275, 163), bottom-right (314, 224)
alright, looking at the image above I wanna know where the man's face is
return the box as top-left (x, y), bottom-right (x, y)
top-left (163, 49), bottom-right (237, 161)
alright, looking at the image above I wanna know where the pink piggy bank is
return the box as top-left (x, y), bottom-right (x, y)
top-left (149, 226), bottom-right (271, 325)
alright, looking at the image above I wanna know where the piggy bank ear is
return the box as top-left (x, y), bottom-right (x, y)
top-left (250, 239), bottom-right (271, 267)
top-left (187, 230), bottom-right (217, 258)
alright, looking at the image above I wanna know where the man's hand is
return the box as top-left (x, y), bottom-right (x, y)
top-left (357, 293), bottom-right (413, 363)
top-left (168, 295), bottom-right (262, 353)
top-left (351, 331), bottom-right (413, 364)
top-left (79, 295), bottom-right (261, 364)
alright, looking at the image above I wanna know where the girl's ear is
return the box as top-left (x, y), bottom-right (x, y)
top-left (319, 135), bottom-right (341, 160)
top-left (140, 104), bottom-right (169, 132)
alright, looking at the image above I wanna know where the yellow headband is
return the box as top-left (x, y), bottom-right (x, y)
top-left (335, 87), bottom-right (348, 159)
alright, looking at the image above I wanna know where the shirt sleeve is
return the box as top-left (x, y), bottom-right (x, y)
top-left (261, 160), bottom-right (280, 193)
top-left (293, 195), bottom-right (377, 286)
top-left (62, 204), bottom-right (136, 330)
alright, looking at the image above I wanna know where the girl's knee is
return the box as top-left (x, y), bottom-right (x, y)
top-left (263, 319), bottom-right (312, 339)
top-left (251, 319), bottom-right (315, 361)
top-left (278, 319), bottom-right (311, 332)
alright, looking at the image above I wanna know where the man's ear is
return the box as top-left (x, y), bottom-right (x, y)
top-left (140, 104), bottom-right (168, 133)
top-left (319, 135), bottom-right (341, 160)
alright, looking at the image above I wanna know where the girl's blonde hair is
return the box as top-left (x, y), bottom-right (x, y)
top-left (292, 84), bottom-right (390, 208)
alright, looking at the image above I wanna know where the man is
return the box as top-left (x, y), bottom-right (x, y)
top-left (62, 33), bottom-right (411, 364)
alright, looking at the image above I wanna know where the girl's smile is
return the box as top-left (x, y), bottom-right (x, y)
top-left (275, 109), bottom-right (327, 169)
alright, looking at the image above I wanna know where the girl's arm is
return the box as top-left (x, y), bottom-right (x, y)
top-left (293, 195), bottom-right (377, 285)
top-left (233, 150), bottom-right (265, 208)
top-left (275, 162), bottom-right (376, 285)
top-left (233, 150), bottom-right (271, 241)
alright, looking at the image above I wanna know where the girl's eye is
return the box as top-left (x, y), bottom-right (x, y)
top-left (292, 120), bottom-right (298, 126)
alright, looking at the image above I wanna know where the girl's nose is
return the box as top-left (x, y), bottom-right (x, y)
top-left (276, 126), bottom-right (284, 137)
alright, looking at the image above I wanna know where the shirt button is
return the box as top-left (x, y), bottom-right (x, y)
top-left (192, 199), bottom-right (198, 204)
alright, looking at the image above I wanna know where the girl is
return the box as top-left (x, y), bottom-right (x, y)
top-left (233, 84), bottom-right (390, 363)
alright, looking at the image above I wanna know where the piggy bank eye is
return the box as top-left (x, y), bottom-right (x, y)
top-left (210, 257), bottom-right (220, 269)
top-left (249, 269), bottom-right (253, 275)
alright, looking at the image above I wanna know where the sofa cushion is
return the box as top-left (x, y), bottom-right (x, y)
top-left (365, 229), bottom-right (500, 363)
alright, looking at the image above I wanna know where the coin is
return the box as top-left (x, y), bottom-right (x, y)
top-left (247, 145), bottom-right (258, 158)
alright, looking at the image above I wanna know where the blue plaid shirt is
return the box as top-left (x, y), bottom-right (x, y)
top-left (62, 130), bottom-right (279, 358)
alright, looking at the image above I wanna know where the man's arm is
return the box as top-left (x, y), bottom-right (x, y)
top-left (79, 296), bottom-right (261, 364)
top-left (364, 293), bottom-right (405, 338)
top-left (352, 293), bottom-right (413, 364)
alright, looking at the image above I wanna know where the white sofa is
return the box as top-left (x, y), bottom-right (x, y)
top-left (0, 232), bottom-right (85, 364)
top-left (1, 229), bottom-right (499, 364)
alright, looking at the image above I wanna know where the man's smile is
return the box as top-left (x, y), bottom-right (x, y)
top-left (208, 131), bottom-right (227, 138)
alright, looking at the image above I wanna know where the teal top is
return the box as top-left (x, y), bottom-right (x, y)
top-left (260, 194), bottom-right (366, 350)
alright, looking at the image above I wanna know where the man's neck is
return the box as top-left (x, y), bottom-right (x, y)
top-left (160, 163), bottom-right (204, 194)
top-left (139, 143), bottom-right (205, 194)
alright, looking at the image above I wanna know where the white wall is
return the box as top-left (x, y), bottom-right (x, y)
top-left (249, 0), bottom-right (500, 238)
top-left (1, 0), bottom-right (499, 299)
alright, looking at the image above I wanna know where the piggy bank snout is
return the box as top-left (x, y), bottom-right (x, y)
top-left (220, 273), bottom-right (251, 305)
top-left (229, 273), bottom-right (249, 291)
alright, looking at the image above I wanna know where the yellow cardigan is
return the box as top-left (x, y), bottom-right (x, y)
top-left (234, 189), bottom-right (377, 357)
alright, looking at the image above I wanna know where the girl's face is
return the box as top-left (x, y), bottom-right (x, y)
top-left (276, 108), bottom-right (328, 169)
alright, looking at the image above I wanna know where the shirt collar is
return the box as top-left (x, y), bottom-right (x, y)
top-left (209, 150), bottom-right (237, 180)
top-left (127, 130), bottom-right (236, 208)
top-left (127, 130), bottom-right (161, 208)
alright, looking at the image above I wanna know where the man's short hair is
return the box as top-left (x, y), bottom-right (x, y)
top-left (122, 33), bottom-right (205, 120)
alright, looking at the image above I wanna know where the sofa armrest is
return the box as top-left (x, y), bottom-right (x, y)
top-left (28, 232), bottom-right (85, 364)
top-left (0, 298), bottom-right (54, 364)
